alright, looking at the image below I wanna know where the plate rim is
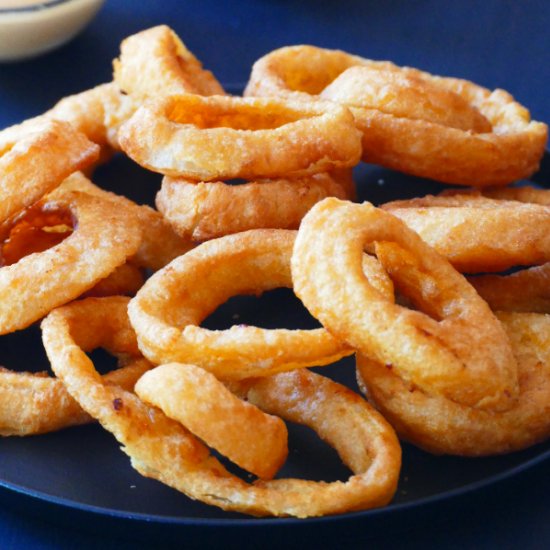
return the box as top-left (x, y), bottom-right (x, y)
top-left (1, 442), bottom-right (549, 527)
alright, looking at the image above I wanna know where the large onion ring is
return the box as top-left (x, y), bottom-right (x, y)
top-left (357, 312), bottom-right (550, 455)
top-left (382, 194), bottom-right (550, 273)
top-left (156, 170), bottom-right (353, 241)
top-left (135, 363), bottom-right (288, 480)
top-left (118, 94), bottom-right (362, 180)
top-left (113, 25), bottom-right (225, 99)
top-left (128, 229), bottom-right (352, 379)
top-left (292, 198), bottom-right (518, 411)
top-left (0, 191), bottom-right (141, 334)
top-left (42, 300), bottom-right (401, 517)
top-left (246, 45), bottom-right (547, 186)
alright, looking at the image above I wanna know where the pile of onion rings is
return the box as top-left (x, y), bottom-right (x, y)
top-left (0, 25), bottom-right (549, 519)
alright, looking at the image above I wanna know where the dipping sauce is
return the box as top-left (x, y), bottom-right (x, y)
top-left (0, 0), bottom-right (105, 61)
top-left (0, 1), bottom-right (51, 8)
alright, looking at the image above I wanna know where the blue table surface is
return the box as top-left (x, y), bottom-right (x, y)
top-left (1, 1), bottom-right (549, 548)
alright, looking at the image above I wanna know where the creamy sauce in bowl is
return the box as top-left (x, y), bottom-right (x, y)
top-left (0, 0), bottom-right (48, 7)
top-left (0, 0), bottom-right (104, 61)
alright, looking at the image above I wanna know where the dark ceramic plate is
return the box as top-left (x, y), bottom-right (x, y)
top-left (0, 145), bottom-right (549, 544)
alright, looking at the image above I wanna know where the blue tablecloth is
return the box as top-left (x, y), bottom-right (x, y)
top-left (1, 1), bottom-right (549, 548)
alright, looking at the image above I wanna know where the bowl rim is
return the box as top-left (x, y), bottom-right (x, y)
top-left (0, 0), bottom-right (91, 14)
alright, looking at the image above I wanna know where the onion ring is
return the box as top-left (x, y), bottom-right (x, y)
top-left (0, 190), bottom-right (141, 334)
top-left (246, 45), bottom-right (547, 186)
top-left (0, 120), bottom-right (99, 227)
top-left (0, 199), bottom-right (144, 301)
top-left (156, 170), bottom-right (353, 241)
top-left (321, 66), bottom-right (491, 133)
top-left (49, 172), bottom-right (193, 271)
top-left (0, 367), bottom-right (92, 437)
top-left (480, 185), bottom-right (550, 204)
top-left (0, 199), bottom-right (143, 302)
top-left (135, 363), bottom-right (288, 480)
top-left (0, 360), bottom-right (150, 437)
top-left (0, 25), bottom-right (229, 160)
top-left (292, 198), bottom-right (518, 411)
top-left (357, 312), bottom-right (550, 455)
top-left (442, 184), bottom-right (550, 206)
top-left (42, 300), bottom-right (401, 517)
top-left (0, 83), bottom-right (135, 156)
top-left (118, 93), bottom-right (362, 180)
top-left (83, 262), bottom-right (144, 298)
top-left (1, 297), bottom-right (150, 436)
top-left (113, 25), bottom-right (225, 99)
top-left (128, 229), bottom-right (352, 379)
top-left (382, 194), bottom-right (550, 273)
top-left (244, 45), bottom-right (385, 101)
top-left (468, 263), bottom-right (550, 314)
top-left (0, 201), bottom-right (74, 267)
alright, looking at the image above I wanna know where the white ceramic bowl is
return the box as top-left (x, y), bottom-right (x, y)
top-left (0, 0), bottom-right (105, 62)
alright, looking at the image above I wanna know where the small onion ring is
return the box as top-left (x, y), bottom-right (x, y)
top-left (246, 45), bottom-right (547, 186)
top-left (42, 300), bottom-right (401, 517)
top-left (128, 229), bottom-right (352, 379)
top-left (382, 194), bottom-right (550, 273)
top-left (0, 191), bottom-right (142, 334)
top-left (0, 120), bottom-right (99, 226)
top-left (135, 363), bottom-right (288, 480)
top-left (118, 93), bottom-right (362, 181)
top-left (113, 25), bottom-right (225, 100)
top-left (357, 312), bottom-right (550, 455)
top-left (156, 170), bottom-right (353, 241)
top-left (0, 297), bottom-right (151, 436)
top-left (292, 198), bottom-right (518, 412)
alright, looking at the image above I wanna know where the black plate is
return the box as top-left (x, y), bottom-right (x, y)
top-left (0, 148), bottom-right (549, 543)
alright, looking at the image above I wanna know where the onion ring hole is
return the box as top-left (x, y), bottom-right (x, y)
top-left (166, 98), bottom-right (310, 130)
top-left (201, 287), bottom-right (323, 331)
top-left (0, 203), bottom-right (74, 267)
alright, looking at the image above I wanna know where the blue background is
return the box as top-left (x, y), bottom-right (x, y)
top-left (1, 0), bottom-right (549, 128)
top-left (0, 1), bottom-right (549, 548)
